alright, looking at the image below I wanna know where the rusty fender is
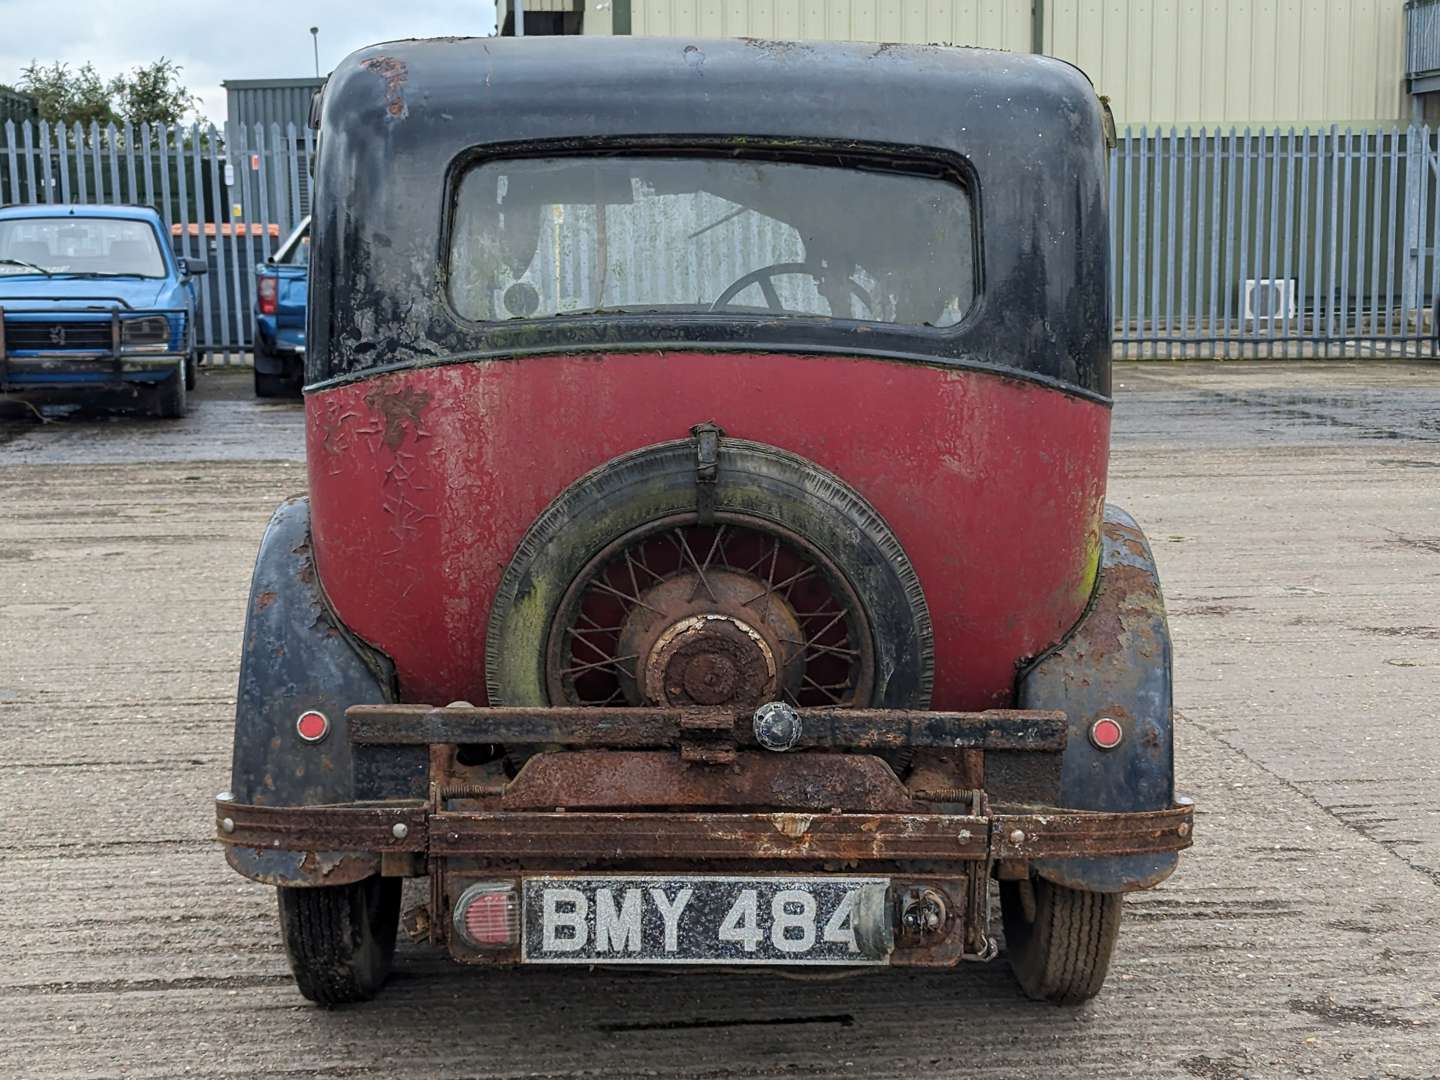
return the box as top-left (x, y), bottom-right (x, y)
top-left (1017, 505), bottom-right (1181, 893)
top-left (224, 497), bottom-right (425, 888)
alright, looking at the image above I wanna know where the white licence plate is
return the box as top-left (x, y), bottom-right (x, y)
top-left (521, 874), bottom-right (891, 965)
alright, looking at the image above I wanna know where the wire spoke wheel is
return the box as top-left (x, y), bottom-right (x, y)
top-left (545, 512), bottom-right (875, 710)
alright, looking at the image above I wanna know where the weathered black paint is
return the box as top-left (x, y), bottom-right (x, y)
top-left (308, 37), bottom-right (1111, 397)
top-left (1017, 506), bottom-right (1178, 893)
top-left (227, 496), bottom-right (424, 886)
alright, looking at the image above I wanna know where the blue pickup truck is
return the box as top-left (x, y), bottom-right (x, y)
top-left (253, 216), bottom-right (308, 398)
top-left (0, 204), bottom-right (205, 417)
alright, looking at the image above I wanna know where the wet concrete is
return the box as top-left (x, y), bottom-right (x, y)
top-left (1, 361), bottom-right (1438, 1078)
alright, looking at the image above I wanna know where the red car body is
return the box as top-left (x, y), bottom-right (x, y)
top-left (309, 354), bottom-right (1109, 710)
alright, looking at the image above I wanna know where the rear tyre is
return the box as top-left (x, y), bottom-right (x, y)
top-left (151, 368), bottom-right (187, 418)
top-left (1000, 877), bottom-right (1122, 1005)
top-left (254, 367), bottom-right (297, 398)
top-left (253, 341), bottom-right (301, 399)
top-left (277, 876), bottom-right (401, 1006)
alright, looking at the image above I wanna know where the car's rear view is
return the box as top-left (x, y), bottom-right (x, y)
top-left (216, 36), bottom-right (1194, 1007)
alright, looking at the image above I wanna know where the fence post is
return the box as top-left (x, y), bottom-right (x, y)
top-left (3, 120), bottom-right (18, 204)
top-left (1402, 125), bottom-right (1425, 338)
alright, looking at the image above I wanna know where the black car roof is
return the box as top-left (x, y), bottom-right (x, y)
top-left (309, 36), bottom-right (1111, 397)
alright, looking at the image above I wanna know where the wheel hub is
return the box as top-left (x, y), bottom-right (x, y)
top-left (617, 569), bottom-right (803, 708)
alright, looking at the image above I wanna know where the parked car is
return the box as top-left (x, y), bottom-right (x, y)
top-left (217, 37), bottom-right (1194, 1007)
top-left (252, 216), bottom-right (309, 398)
top-left (0, 204), bottom-right (205, 417)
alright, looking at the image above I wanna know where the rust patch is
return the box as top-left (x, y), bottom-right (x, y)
top-left (361, 55), bottom-right (409, 119)
top-left (774, 813), bottom-right (816, 838)
top-left (254, 590), bottom-right (277, 611)
top-left (364, 383), bottom-right (432, 450)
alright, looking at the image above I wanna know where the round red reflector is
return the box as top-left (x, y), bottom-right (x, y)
top-left (296, 710), bottom-right (330, 742)
top-left (1089, 716), bottom-right (1124, 750)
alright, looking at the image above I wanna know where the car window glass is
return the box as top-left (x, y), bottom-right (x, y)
top-left (0, 217), bottom-right (166, 277)
top-left (449, 156), bottom-right (975, 328)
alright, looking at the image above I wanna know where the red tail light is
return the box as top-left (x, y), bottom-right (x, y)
top-left (257, 275), bottom-right (278, 315)
top-left (453, 882), bottom-right (519, 948)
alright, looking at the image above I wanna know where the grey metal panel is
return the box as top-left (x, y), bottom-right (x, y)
top-left (224, 79), bottom-right (324, 133)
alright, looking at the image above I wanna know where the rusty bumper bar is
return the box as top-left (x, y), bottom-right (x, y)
top-left (215, 798), bottom-right (1193, 864)
top-left (346, 704), bottom-right (1070, 752)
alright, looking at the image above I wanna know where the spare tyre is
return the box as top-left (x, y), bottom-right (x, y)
top-left (485, 430), bottom-right (934, 716)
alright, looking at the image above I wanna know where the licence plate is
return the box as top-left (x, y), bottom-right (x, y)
top-left (521, 874), bottom-right (891, 965)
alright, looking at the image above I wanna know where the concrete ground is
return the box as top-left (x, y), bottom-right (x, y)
top-left (0, 361), bottom-right (1437, 1079)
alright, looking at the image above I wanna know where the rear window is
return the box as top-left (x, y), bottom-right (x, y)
top-left (447, 155), bottom-right (976, 329)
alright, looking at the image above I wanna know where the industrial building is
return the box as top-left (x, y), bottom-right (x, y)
top-left (499, 0), bottom-right (1420, 130)
top-left (220, 77), bottom-right (324, 224)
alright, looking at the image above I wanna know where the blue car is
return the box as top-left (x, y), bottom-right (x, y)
top-left (0, 204), bottom-right (206, 417)
top-left (253, 216), bottom-right (308, 398)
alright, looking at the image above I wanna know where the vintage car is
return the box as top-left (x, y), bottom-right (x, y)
top-left (0, 203), bottom-right (205, 417)
top-left (217, 36), bottom-right (1193, 1007)
top-left (253, 216), bottom-right (310, 399)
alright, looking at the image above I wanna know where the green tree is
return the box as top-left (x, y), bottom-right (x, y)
top-left (17, 57), bottom-right (200, 130)
top-left (18, 60), bottom-right (116, 128)
top-left (110, 58), bottom-right (201, 127)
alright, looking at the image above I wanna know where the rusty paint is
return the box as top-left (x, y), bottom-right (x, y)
top-left (217, 799), bottom-right (428, 853)
top-left (362, 383), bottom-right (431, 450)
top-left (216, 795), bottom-right (1192, 863)
top-left (224, 845), bottom-right (379, 887)
top-left (360, 55), bottom-right (409, 119)
top-left (347, 703), bottom-right (1068, 752)
top-left (497, 751), bottom-right (917, 812)
top-left (432, 809), bottom-right (990, 861)
top-left (254, 590), bottom-right (277, 611)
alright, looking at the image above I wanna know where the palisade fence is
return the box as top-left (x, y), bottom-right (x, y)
top-left (3, 118), bottom-right (1440, 363)
top-left (1113, 127), bottom-right (1440, 358)
top-left (0, 119), bottom-right (311, 364)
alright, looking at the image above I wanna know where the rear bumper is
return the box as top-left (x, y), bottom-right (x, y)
top-left (216, 788), bottom-right (1191, 968)
top-left (218, 702), bottom-right (1192, 877)
top-left (219, 703), bottom-right (1192, 967)
top-left (216, 798), bottom-right (1193, 866)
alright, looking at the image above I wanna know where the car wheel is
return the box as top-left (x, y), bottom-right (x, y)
top-left (1000, 877), bottom-right (1122, 1005)
top-left (152, 368), bottom-right (187, 418)
top-left (253, 341), bottom-right (301, 399)
top-left (277, 876), bottom-right (401, 1006)
top-left (184, 352), bottom-right (198, 392)
top-left (254, 367), bottom-right (300, 399)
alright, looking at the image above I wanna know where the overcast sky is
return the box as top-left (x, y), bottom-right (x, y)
top-left (0, 0), bottom-right (500, 124)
